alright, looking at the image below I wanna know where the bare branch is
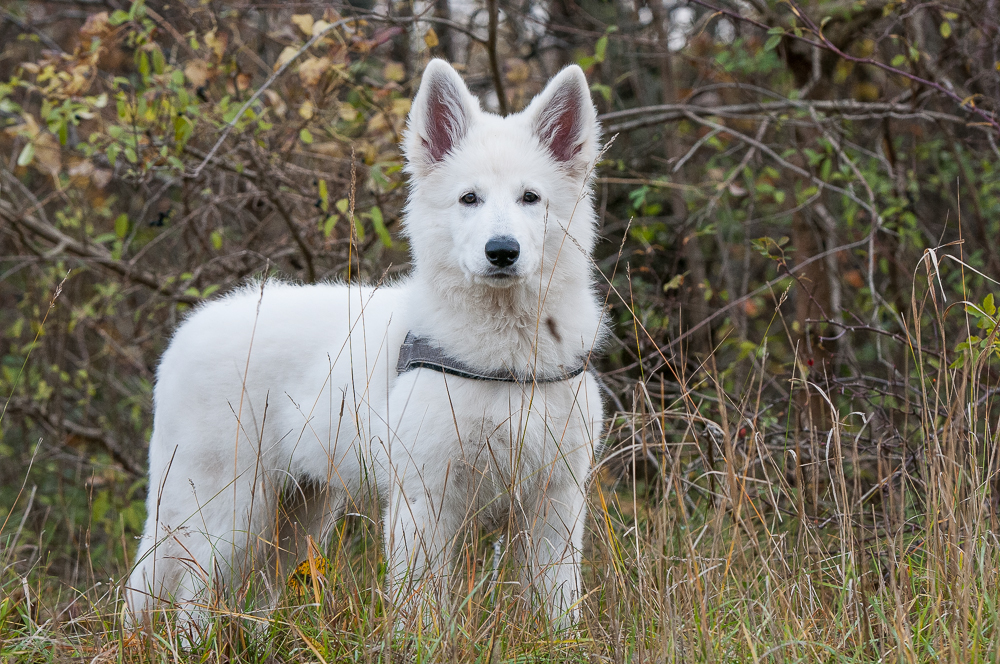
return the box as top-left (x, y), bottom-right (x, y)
top-left (0, 196), bottom-right (201, 304)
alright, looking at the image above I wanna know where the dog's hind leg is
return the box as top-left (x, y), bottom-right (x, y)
top-left (127, 456), bottom-right (282, 628)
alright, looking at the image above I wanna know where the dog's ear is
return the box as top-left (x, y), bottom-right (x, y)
top-left (526, 65), bottom-right (600, 170)
top-left (405, 60), bottom-right (479, 170)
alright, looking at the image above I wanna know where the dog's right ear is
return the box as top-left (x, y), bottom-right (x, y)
top-left (404, 60), bottom-right (480, 172)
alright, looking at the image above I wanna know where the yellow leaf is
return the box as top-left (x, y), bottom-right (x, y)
top-left (274, 46), bottom-right (299, 71)
top-left (291, 14), bottom-right (314, 36)
top-left (6, 114), bottom-right (40, 139)
top-left (663, 273), bottom-right (686, 291)
top-left (311, 142), bottom-right (344, 157)
top-left (264, 89), bottom-right (287, 118)
top-left (298, 56), bottom-right (331, 87)
top-left (33, 132), bottom-right (61, 179)
top-left (506, 58), bottom-right (530, 84)
top-left (184, 59), bottom-right (209, 87)
top-left (423, 27), bottom-right (439, 48)
top-left (299, 100), bottom-right (315, 119)
top-left (68, 159), bottom-right (94, 185)
top-left (312, 20), bottom-right (331, 36)
top-left (391, 98), bottom-right (411, 117)
top-left (384, 62), bottom-right (405, 82)
top-left (79, 11), bottom-right (110, 39)
top-left (204, 29), bottom-right (226, 60)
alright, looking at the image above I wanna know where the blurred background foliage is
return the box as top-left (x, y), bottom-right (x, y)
top-left (0, 0), bottom-right (998, 633)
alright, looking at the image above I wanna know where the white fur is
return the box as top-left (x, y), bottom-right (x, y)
top-left (126, 60), bottom-right (605, 630)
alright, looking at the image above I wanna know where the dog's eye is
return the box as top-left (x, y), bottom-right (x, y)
top-left (460, 192), bottom-right (478, 205)
top-left (522, 191), bottom-right (539, 204)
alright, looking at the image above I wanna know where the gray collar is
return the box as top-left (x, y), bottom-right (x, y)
top-left (396, 331), bottom-right (587, 383)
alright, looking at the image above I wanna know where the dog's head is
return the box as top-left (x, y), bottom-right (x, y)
top-left (402, 60), bottom-right (601, 288)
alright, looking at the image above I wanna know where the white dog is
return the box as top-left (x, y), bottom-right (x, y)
top-left (127, 59), bottom-right (606, 630)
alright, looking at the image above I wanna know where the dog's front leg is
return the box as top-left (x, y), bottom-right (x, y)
top-left (384, 463), bottom-right (464, 629)
top-left (521, 481), bottom-right (587, 630)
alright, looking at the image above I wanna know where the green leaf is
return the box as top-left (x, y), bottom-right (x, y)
top-left (764, 34), bottom-right (782, 51)
top-left (17, 142), bottom-right (34, 167)
top-left (152, 47), bottom-right (165, 75)
top-left (595, 36), bottom-right (608, 63)
top-left (210, 230), bottom-right (223, 250)
top-left (940, 21), bottom-right (952, 38)
top-left (299, 128), bottom-right (313, 144)
top-left (891, 54), bottom-right (907, 67)
top-left (663, 272), bottom-right (686, 291)
top-left (369, 206), bottom-right (392, 248)
top-left (985, 293), bottom-right (996, 316)
top-left (335, 198), bottom-right (349, 214)
top-left (323, 215), bottom-right (338, 237)
top-left (590, 83), bottom-right (612, 102)
top-left (174, 115), bottom-right (193, 145)
top-left (109, 9), bottom-right (130, 25)
top-left (114, 214), bottom-right (129, 238)
top-left (318, 179), bottom-right (329, 212)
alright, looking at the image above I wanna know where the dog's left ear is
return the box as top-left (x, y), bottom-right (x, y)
top-left (526, 65), bottom-right (600, 171)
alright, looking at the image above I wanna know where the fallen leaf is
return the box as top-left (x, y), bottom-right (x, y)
top-left (203, 30), bottom-right (227, 60)
top-left (423, 27), bottom-right (439, 48)
top-left (391, 98), bottom-right (411, 117)
top-left (33, 132), bottom-right (62, 178)
top-left (264, 90), bottom-right (287, 118)
top-left (505, 58), bottom-right (530, 84)
top-left (68, 159), bottom-right (94, 184)
top-left (299, 100), bottom-right (314, 119)
top-left (844, 270), bottom-right (865, 289)
top-left (384, 62), bottom-right (405, 82)
top-left (91, 168), bottom-right (113, 189)
top-left (80, 12), bottom-right (110, 39)
top-left (291, 14), bottom-right (314, 36)
top-left (274, 46), bottom-right (299, 71)
top-left (184, 59), bottom-right (210, 87)
top-left (298, 56), bottom-right (331, 87)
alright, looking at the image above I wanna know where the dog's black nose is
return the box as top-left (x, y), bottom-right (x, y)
top-left (485, 236), bottom-right (520, 268)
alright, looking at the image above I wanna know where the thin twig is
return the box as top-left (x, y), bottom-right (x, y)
top-left (6, 400), bottom-right (144, 476)
top-left (0, 197), bottom-right (200, 304)
top-left (600, 99), bottom-right (982, 133)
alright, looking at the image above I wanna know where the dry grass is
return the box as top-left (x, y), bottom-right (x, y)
top-left (2, 261), bottom-right (999, 664)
